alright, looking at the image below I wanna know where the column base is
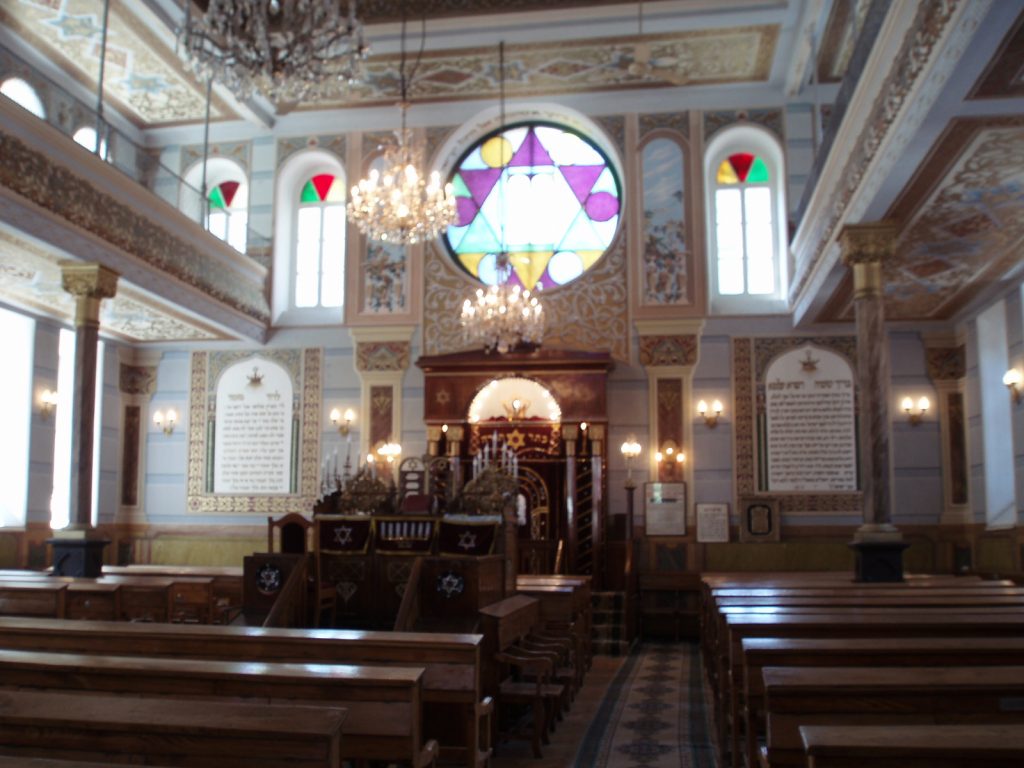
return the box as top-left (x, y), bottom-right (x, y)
top-left (48, 535), bottom-right (110, 578)
top-left (848, 539), bottom-right (909, 583)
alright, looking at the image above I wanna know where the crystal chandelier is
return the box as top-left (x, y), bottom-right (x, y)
top-left (346, 14), bottom-right (457, 245)
top-left (460, 255), bottom-right (545, 354)
top-left (178, 0), bottom-right (367, 105)
top-left (459, 42), bottom-right (545, 354)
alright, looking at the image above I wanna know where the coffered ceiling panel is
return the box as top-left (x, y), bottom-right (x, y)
top-left (0, 0), bottom-right (235, 126)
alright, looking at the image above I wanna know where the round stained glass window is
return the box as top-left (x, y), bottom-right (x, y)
top-left (445, 122), bottom-right (622, 290)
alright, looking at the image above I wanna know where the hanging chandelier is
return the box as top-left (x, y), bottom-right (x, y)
top-left (178, 0), bottom-right (367, 105)
top-left (459, 43), bottom-right (545, 355)
top-left (461, 255), bottom-right (545, 354)
top-left (346, 13), bottom-right (457, 245)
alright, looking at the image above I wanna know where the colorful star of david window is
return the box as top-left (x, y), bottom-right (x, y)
top-left (445, 122), bottom-right (622, 289)
top-left (299, 173), bottom-right (345, 205)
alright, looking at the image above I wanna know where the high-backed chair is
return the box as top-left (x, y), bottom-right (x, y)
top-left (267, 513), bottom-right (335, 627)
top-left (267, 512), bottom-right (312, 554)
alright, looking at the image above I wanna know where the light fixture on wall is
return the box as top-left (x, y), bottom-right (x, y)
top-left (459, 42), bottom-right (545, 354)
top-left (153, 408), bottom-right (177, 436)
top-left (1005, 368), bottom-right (1022, 405)
top-left (178, 0), bottom-right (367, 105)
top-left (346, 12), bottom-right (456, 244)
top-left (901, 396), bottom-right (929, 426)
top-left (697, 399), bottom-right (723, 428)
top-left (330, 407), bottom-right (355, 436)
top-left (377, 441), bottom-right (402, 464)
top-left (39, 389), bottom-right (58, 420)
top-left (620, 436), bottom-right (641, 488)
top-left (655, 443), bottom-right (686, 466)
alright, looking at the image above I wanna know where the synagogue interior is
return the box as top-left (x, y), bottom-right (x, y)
top-left (0, 0), bottom-right (1023, 766)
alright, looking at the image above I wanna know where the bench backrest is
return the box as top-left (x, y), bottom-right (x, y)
top-left (0, 688), bottom-right (344, 768)
top-left (0, 647), bottom-right (424, 764)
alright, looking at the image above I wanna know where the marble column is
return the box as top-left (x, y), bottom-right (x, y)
top-left (839, 223), bottom-right (906, 580)
top-left (53, 262), bottom-right (118, 576)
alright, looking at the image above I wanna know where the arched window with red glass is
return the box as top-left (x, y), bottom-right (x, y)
top-left (207, 179), bottom-right (248, 254)
top-left (295, 173), bottom-right (345, 308)
top-left (705, 125), bottom-right (786, 311)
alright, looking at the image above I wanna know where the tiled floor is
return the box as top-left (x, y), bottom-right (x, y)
top-left (491, 653), bottom-right (627, 767)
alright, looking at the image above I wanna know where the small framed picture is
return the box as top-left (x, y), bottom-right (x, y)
top-left (738, 497), bottom-right (781, 542)
top-left (644, 482), bottom-right (687, 536)
top-left (696, 503), bottom-right (730, 543)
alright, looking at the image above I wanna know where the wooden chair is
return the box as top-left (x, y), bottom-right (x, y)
top-left (267, 512), bottom-right (312, 554)
top-left (268, 513), bottom-right (336, 628)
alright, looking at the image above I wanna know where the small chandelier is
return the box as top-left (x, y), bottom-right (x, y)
top-left (178, 0), bottom-right (367, 105)
top-left (346, 14), bottom-right (457, 245)
top-left (461, 255), bottom-right (545, 354)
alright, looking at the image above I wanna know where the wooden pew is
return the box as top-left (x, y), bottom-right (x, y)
top-left (763, 665), bottom-right (1024, 767)
top-left (102, 565), bottom-right (241, 619)
top-left (0, 759), bottom-right (178, 768)
top-left (0, 688), bottom-right (345, 768)
top-left (0, 617), bottom-right (489, 768)
top-left (516, 575), bottom-right (592, 667)
top-left (743, 636), bottom-right (1024, 768)
top-left (479, 595), bottom-right (566, 758)
top-left (0, 648), bottom-right (437, 768)
top-left (514, 583), bottom-right (584, 688)
top-left (800, 724), bottom-right (1024, 767)
top-left (717, 611), bottom-right (1024, 768)
top-left (0, 583), bottom-right (65, 618)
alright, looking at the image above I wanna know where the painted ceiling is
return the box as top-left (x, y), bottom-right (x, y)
top-left (0, 0), bottom-right (234, 126)
top-left (811, 8), bottom-right (1024, 325)
top-left (0, 227), bottom-right (226, 342)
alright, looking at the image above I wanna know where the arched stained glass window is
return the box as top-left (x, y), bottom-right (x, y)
top-left (207, 179), bottom-right (248, 253)
top-left (445, 122), bottom-right (621, 290)
top-left (713, 151), bottom-right (775, 296)
top-left (1, 77), bottom-right (44, 119)
top-left (295, 173), bottom-right (345, 308)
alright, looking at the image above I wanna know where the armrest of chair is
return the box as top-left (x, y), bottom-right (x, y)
top-left (417, 737), bottom-right (440, 768)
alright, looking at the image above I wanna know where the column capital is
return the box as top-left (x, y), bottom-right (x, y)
top-left (60, 261), bottom-right (119, 326)
top-left (838, 221), bottom-right (899, 266)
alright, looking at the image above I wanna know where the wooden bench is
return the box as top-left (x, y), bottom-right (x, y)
top-left (516, 575), bottom-right (592, 667)
top-left (480, 595), bottom-right (567, 758)
top-left (0, 583), bottom-right (66, 618)
top-left (102, 565), bottom-right (241, 620)
top-left (0, 688), bottom-right (345, 768)
top-left (0, 617), bottom-right (489, 768)
top-left (717, 611), bottom-right (1024, 768)
top-left (0, 648), bottom-right (436, 768)
top-left (743, 636), bottom-right (1024, 768)
top-left (800, 723), bottom-right (1024, 767)
top-left (763, 665), bottom-right (1024, 767)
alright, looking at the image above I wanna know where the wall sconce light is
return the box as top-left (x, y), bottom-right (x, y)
top-left (441, 423), bottom-right (448, 434)
top-left (330, 407), bottom-right (355, 436)
top-left (39, 389), bottom-right (58, 420)
top-left (153, 408), bottom-right (177, 436)
top-left (901, 396), bottom-right (929, 426)
top-left (697, 399), bottom-right (723, 428)
top-left (1005, 369), bottom-right (1022, 405)
top-left (655, 442), bottom-right (686, 466)
top-left (620, 436), bottom-right (641, 487)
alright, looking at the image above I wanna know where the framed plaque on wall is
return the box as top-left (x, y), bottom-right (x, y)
top-left (644, 482), bottom-right (687, 536)
top-left (696, 503), bottom-right (730, 543)
top-left (737, 497), bottom-right (781, 542)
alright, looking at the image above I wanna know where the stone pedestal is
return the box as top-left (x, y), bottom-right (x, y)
top-left (850, 539), bottom-right (910, 583)
top-left (49, 533), bottom-right (109, 578)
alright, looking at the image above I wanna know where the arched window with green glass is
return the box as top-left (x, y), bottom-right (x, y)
top-left (445, 121), bottom-right (621, 290)
top-left (295, 173), bottom-right (345, 308)
top-left (207, 179), bottom-right (248, 254)
top-left (705, 125), bottom-right (786, 312)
